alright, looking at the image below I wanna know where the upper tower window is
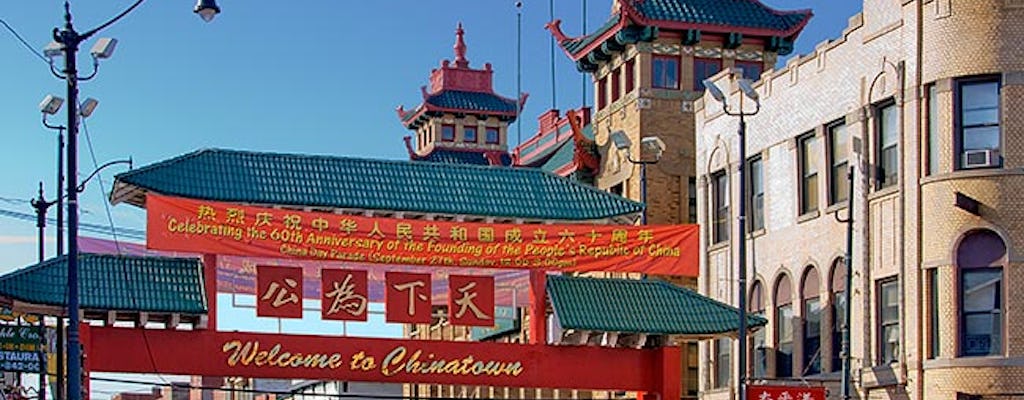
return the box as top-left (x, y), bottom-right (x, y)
top-left (736, 60), bottom-right (763, 82)
top-left (693, 58), bottom-right (722, 91)
top-left (652, 55), bottom-right (679, 89)
top-left (441, 124), bottom-right (456, 142)
top-left (464, 126), bottom-right (478, 143)
top-left (485, 127), bottom-right (500, 144)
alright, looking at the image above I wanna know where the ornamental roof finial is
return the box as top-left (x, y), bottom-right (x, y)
top-left (454, 22), bottom-right (469, 68)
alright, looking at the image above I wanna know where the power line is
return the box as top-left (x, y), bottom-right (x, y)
top-left (0, 17), bottom-right (49, 63)
top-left (0, 207), bottom-right (146, 240)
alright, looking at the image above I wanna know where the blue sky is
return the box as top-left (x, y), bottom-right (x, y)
top-left (1, 1), bottom-right (862, 396)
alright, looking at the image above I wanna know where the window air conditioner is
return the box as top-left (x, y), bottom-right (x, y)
top-left (962, 148), bottom-right (1000, 169)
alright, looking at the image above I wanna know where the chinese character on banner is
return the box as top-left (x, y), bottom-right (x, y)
top-left (385, 272), bottom-right (432, 324)
top-left (447, 275), bottom-right (494, 327)
top-left (256, 265), bottom-right (303, 318)
top-left (321, 269), bottom-right (368, 321)
top-left (746, 385), bottom-right (826, 400)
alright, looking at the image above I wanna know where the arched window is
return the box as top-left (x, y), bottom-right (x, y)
top-left (802, 267), bottom-right (821, 375)
top-left (749, 280), bottom-right (767, 378)
top-left (958, 230), bottom-right (1006, 356)
top-left (775, 274), bottom-right (793, 377)
top-left (830, 259), bottom-right (847, 372)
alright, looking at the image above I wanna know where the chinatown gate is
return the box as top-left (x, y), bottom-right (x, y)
top-left (0, 149), bottom-right (756, 399)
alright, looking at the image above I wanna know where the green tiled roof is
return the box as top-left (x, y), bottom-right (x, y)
top-left (548, 275), bottom-right (766, 336)
top-left (632, 0), bottom-right (811, 33)
top-left (426, 90), bottom-right (517, 114)
top-left (561, 16), bottom-right (621, 55)
top-left (113, 149), bottom-right (643, 222)
top-left (0, 253), bottom-right (206, 314)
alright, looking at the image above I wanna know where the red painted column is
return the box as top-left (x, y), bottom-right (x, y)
top-left (79, 323), bottom-right (91, 400)
top-left (202, 253), bottom-right (218, 330)
top-left (528, 270), bottom-right (547, 345)
top-left (654, 346), bottom-right (681, 400)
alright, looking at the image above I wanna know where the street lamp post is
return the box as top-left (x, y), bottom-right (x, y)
top-left (703, 76), bottom-right (760, 400)
top-left (45, 2), bottom-right (219, 400)
top-left (610, 132), bottom-right (666, 225)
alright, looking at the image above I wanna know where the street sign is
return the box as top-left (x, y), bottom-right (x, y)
top-left (0, 325), bottom-right (44, 372)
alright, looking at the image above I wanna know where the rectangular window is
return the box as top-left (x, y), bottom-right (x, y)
top-left (752, 321), bottom-right (768, 378)
top-left (735, 60), bottom-right (763, 82)
top-left (961, 268), bottom-right (1002, 356)
top-left (597, 76), bottom-right (608, 110)
top-left (803, 297), bottom-right (822, 375)
top-left (463, 126), bottom-right (478, 143)
top-left (828, 122), bottom-right (850, 206)
top-left (611, 67), bottom-right (621, 102)
top-left (693, 58), bottom-right (722, 91)
top-left (799, 133), bottom-right (819, 215)
top-left (441, 124), bottom-right (455, 142)
top-left (832, 289), bottom-right (846, 372)
top-left (876, 101), bottom-right (899, 189)
top-left (688, 177), bottom-right (697, 224)
top-left (712, 171), bottom-right (729, 244)
top-left (651, 55), bottom-right (679, 89)
top-left (748, 156), bottom-right (764, 232)
top-left (957, 78), bottom-right (1001, 169)
top-left (686, 342), bottom-right (699, 397)
top-left (926, 84), bottom-right (939, 175)
top-left (878, 278), bottom-right (900, 364)
top-left (776, 304), bottom-right (794, 377)
top-left (715, 338), bottom-right (731, 388)
top-left (485, 127), bottom-right (500, 144)
top-left (625, 59), bottom-right (635, 94)
top-left (928, 268), bottom-right (940, 359)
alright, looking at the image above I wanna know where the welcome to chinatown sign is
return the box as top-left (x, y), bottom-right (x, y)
top-left (146, 194), bottom-right (699, 276)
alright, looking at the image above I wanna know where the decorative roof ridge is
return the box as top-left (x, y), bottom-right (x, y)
top-left (547, 14), bottom-right (625, 60)
top-left (616, 0), bottom-right (811, 38)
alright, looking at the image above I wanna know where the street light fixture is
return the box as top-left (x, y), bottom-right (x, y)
top-left (703, 76), bottom-right (761, 400)
top-left (610, 131), bottom-right (665, 225)
top-left (43, 2), bottom-right (220, 400)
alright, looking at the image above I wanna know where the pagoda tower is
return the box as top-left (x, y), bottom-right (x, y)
top-left (397, 23), bottom-right (528, 166)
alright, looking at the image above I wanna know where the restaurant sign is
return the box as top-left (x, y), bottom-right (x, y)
top-left (747, 385), bottom-right (827, 400)
top-left (146, 194), bottom-right (699, 276)
top-left (0, 325), bottom-right (44, 373)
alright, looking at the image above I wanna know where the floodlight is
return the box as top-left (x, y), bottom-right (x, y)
top-left (90, 38), bottom-right (118, 59)
top-left (39, 95), bottom-right (65, 115)
top-left (609, 130), bottom-right (631, 151)
top-left (79, 98), bottom-right (99, 118)
top-left (194, 0), bottom-right (221, 22)
top-left (737, 79), bottom-right (760, 102)
top-left (703, 79), bottom-right (726, 103)
top-left (43, 41), bottom-right (64, 58)
top-left (640, 136), bottom-right (666, 161)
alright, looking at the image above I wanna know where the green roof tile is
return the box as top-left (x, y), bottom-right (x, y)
top-left (114, 149), bottom-right (642, 222)
top-left (633, 0), bottom-right (810, 32)
top-left (426, 90), bottom-right (518, 114)
top-left (0, 253), bottom-right (206, 314)
top-left (547, 275), bottom-right (765, 336)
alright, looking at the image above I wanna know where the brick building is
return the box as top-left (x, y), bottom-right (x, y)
top-left (695, 0), bottom-right (1024, 399)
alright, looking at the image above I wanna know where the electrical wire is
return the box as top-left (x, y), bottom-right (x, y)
top-left (0, 17), bottom-right (49, 63)
top-left (0, 207), bottom-right (145, 240)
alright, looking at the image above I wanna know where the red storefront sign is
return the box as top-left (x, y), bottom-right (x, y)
top-left (256, 265), bottom-right (303, 318)
top-left (447, 275), bottom-right (494, 327)
top-left (320, 269), bottom-right (368, 321)
top-left (146, 194), bottom-right (700, 276)
top-left (385, 272), bottom-right (432, 324)
top-left (746, 385), bottom-right (827, 400)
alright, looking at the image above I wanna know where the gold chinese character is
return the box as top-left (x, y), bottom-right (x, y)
top-left (324, 274), bottom-right (367, 317)
top-left (450, 226), bottom-right (468, 242)
top-left (393, 280), bottom-right (428, 316)
top-left (637, 229), bottom-right (654, 243)
top-left (477, 227), bottom-right (495, 243)
top-left (283, 214), bottom-right (302, 230)
top-left (368, 221), bottom-right (385, 239)
top-left (557, 229), bottom-right (576, 244)
top-left (338, 218), bottom-right (358, 234)
top-left (261, 278), bottom-right (300, 308)
top-left (422, 225), bottom-right (441, 242)
top-left (311, 217), bottom-right (330, 232)
top-left (532, 229), bottom-right (549, 244)
top-left (225, 208), bottom-right (245, 225)
top-left (611, 229), bottom-right (628, 244)
top-left (396, 223), bottom-right (414, 241)
top-left (504, 228), bottom-right (523, 243)
top-left (453, 281), bottom-right (491, 320)
top-left (197, 205), bottom-right (216, 221)
top-left (254, 212), bottom-right (272, 227)
top-left (587, 229), bottom-right (601, 243)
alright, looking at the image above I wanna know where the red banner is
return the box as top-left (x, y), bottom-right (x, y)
top-left (86, 326), bottom-right (679, 393)
top-left (747, 385), bottom-right (827, 400)
top-left (385, 272), bottom-right (432, 324)
top-left (146, 194), bottom-right (699, 276)
top-left (256, 266), bottom-right (302, 318)
top-left (448, 275), bottom-right (495, 327)
top-left (321, 269), bottom-right (368, 321)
